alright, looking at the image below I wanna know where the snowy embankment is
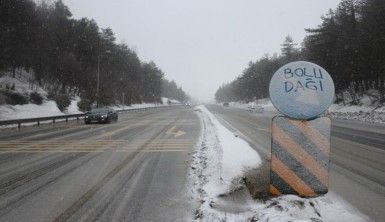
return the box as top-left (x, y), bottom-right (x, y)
top-left (230, 98), bottom-right (277, 112)
top-left (0, 98), bottom-right (174, 121)
top-left (189, 105), bottom-right (368, 222)
top-left (0, 74), bottom-right (81, 120)
top-left (328, 103), bottom-right (385, 124)
top-left (0, 96), bottom-right (82, 120)
top-left (230, 97), bottom-right (385, 124)
top-left (109, 97), bottom-right (180, 111)
top-left (191, 105), bottom-right (261, 196)
top-left (327, 90), bottom-right (385, 124)
top-left (0, 97), bottom-right (176, 121)
top-left (0, 72), bottom-right (181, 121)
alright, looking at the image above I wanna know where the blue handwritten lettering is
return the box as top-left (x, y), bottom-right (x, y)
top-left (284, 68), bottom-right (293, 79)
top-left (285, 81), bottom-right (294, 92)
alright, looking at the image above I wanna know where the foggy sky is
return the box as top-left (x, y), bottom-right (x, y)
top-left (63, 0), bottom-right (340, 102)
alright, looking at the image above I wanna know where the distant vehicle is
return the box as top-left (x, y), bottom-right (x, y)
top-left (85, 107), bottom-right (118, 124)
top-left (185, 103), bottom-right (191, 108)
top-left (223, 102), bottom-right (230, 107)
top-left (248, 105), bottom-right (264, 113)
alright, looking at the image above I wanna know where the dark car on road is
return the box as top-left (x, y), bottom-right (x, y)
top-left (85, 108), bottom-right (118, 124)
top-left (223, 102), bottom-right (229, 107)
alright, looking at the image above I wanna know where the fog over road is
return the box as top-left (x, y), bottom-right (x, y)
top-left (206, 105), bottom-right (385, 222)
top-left (0, 106), bottom-right (384, 221)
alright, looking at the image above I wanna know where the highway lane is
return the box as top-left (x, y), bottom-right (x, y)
top-left (0, 107), bottom-right (200, 222)
top-left (206, 104), bottom-right (385, 222)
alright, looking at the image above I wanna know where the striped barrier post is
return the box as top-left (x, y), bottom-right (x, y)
top-left (268, 61), bottom-right (335, 197)
top-left (270, 116), bottom-right (330, 197)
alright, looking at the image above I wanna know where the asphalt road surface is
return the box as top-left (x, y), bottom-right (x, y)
top-left (1, 105), bottom-right (384, 222)
top-left (0, 107), bottom-right (200, 222)
top-left (206, 105), bottom-right (385, 222)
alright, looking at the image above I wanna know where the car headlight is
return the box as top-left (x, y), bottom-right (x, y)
top-left (101, 115), bottom-right (107, 118)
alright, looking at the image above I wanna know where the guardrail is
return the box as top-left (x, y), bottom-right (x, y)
top-left (0, 105), bottom-right (179, 129)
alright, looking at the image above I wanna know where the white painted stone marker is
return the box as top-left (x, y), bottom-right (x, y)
top-left (269, 61), bottom-right (335, 120)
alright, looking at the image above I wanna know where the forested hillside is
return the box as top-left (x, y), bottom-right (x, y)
top-left (215, 0), bottom-right (385, 106)
top-left (0, 0), bottom-right (188, 111)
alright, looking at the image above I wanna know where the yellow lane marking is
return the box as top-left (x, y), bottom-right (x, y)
top-left (141, 149), bottom-right (188, 152)
top-left (2, 149), bottom-right (190, 153)
top-left (0, 145), bottom-right (192, 150)
top-left (166, 126), bottom-right (186, 138)
top-left (0, 138), bottom-right (194, 153)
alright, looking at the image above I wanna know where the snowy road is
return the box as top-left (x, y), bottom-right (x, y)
top-left (206, 105), bottom-right (385, 222)
top-left (0, 105), bottom-right (384, 221)
top-left (0, 107), bottom-right (200, 222)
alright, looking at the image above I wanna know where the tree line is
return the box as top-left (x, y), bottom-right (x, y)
top-left (0, 0), bottom-right (188, 110)
top-left (215, 0), bottom-right (385, 106)
top-left (162, 79), bottom-right (189, 103)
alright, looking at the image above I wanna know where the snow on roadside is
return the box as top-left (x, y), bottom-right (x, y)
top-left (229, 99), bottom-right (277, 112)
top-left (0, 101), bottom-right (64, 120)
top-left (0, 75), bottom-right (47, 96)
top-left (189, 105), bottom-right (369, 222)
top-left (197, 105), bottom-right (261, 195)
top-left (110, 97), bottom-right (180, 111)
top-left (0, 96), bottom-right (179, 121)
top-left (109, 103), bottom-right (162, 111)
top-left (328, 103), bottom-right (385, 124)
top-left (227, 97), bottom-right (385, 124)
top-left (0, 97), bottom-right (82, 120)
top-left (65, 96), bottom-right (82, 114)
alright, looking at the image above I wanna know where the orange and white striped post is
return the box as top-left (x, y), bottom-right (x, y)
top-left (268, 61), bottom-right (334, 197)
top-left (270, 116), bottom-right (330, 197)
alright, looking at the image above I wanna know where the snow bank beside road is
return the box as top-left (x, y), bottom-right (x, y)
top-left (0, 98), bottom-right (82, 120)
top-left (227, 97), bottom-right (385, 124)
top-left (190, 105), bottom-right (369, 221)
top-left (0, 75), bottom-right (47, 96)
top-left (328, 103), bottom-right (385, 124)
top-left (0, 101), bottom-right (64, 120)
top-left (110, 103), bottom-right (163, 111)
top-left (197, 105), bottom-right (261, 191)
top-left (66, 96), bottom-right (82, 114)
top-left (230, 98), bottom-right (277, 112)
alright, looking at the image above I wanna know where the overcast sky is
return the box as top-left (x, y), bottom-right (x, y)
top-left (63, 0), bottom-right (340, 102)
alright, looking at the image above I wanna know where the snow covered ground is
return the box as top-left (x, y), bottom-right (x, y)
top-left (229, 98), bottom-right (385, 124)
top-left (191, 105), bottom-right (261, 197)
top-left (230, 98), bottom-right (277, 112)
top-left (0, 96), bottom-right (83, 120)
top-left (0, 97), bottom-right (180, 120)
top-left (0, 101), bottom-right (65, 120)
top-left (66, 96), bottom-right (83, 114)
top-left (0, 74), bottom-right (46, 96)
top-left (328, 103), bottom-right (385, 124)
top-left (109, 97), bottom-right (179, 111)
top-left (0, 73), bottom-right (180, 120)
top-left (327, 91), bottom-right (385, 123)
top-left (189, 105), bottom-right (369, 222)
top-left (1, 72), bottom-right (182, 120)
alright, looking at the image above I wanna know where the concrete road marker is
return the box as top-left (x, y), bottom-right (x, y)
top-left (268, 61), bottom-right (334, 197)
